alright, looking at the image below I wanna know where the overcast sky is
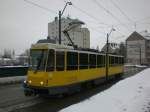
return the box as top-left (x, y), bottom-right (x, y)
top-left (0, 0), bottom-right (150, 55)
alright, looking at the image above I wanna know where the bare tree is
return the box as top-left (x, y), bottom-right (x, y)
top-left (2, 49), bottom-right (12, 59)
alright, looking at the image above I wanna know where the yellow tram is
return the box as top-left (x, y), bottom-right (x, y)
top-left (23, 42), bottom-right (124, 96)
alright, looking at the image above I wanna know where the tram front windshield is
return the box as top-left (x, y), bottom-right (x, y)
top-left (29, 49), bottom-right (48, 71)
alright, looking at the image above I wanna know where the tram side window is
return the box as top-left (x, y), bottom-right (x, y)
top-left (122, 57), bottom-right (124, 64)
top-left (56, 51), bottom-right (64, 71)
top-left (118, 57), bottom-right (121, 65)
top-left (111, 56), bottom-right (115, 66)
top-left (46, 49), bottom-right (54, 71)
top-left (67, 52), bottom-right (78, 70)
top-left (79, 53), bottom-right (88, 69)
top-left (97, 55), bottom-right (103, 67)
top-left (115, 57), bottom-right (119, 65)
top-left (109, 56), bottom-right (111, 66)
top-left (119, 57), bottom-right (124, 65)
top-left (89, 54), bottom-right (96, 68)
top-left (103, 55), bottom-right (106, 66)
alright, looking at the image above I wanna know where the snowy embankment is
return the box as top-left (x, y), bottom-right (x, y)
top-left (60, 68), bottom-right (150, 112)
top-left (0, 76), bottom-right (25, 85)
top-left (124, 64), bottom-right (147, 68)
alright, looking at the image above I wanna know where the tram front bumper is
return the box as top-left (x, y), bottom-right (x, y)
top-left (23, 82), bottom-right (68, 95)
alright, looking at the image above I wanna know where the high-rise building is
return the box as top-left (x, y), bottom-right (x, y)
top-left (48, 17), bottom-right (90, 48)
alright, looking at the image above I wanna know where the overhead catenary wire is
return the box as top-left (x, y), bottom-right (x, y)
top-left (92, 0), bottom-right (131, 32)
top-left (135, 16), bottom-right (150, 23)
top-left (23, 0), bottom-right (111, 27)
top-left (88, 26), bottom-right (107, 35)
top-left (73, 3), bottom-right (127, 37)
top-left (71, 1), bottom-right (127, 40)
top-left (109, 0), bottom-right (133, 23)
top-left (23, 0), bottom-right (57, 14)
top-left (72, 4), bottom-right (112, 27)
top-left (23, 0), bottom-right (111, 34)
top-left (23, 0), bottom-right (127, 41)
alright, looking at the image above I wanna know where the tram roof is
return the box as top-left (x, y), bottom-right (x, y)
top-left (31, 43), bottom-right (123, 57)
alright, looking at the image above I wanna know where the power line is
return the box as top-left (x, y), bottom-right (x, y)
top-left (84, 23), bottom-right (107, 34)
top-left (110, 0), bottom-right (133, 23)
top-left (23, 0), bottom-right (57, 14)
top-left (87, 24), bottom-right (125, 40)
top-left (89, 27), bottom-right (107, 35)
top-left (87, 21), bottom-right (125, 39)
top-left (23, 0), bottom-right (127, 39)
top-left (72, 4), bottom-right (111, 27)
top-left (136, 16), bottom-right (150, 22)
top-left (92, 0), bottom-right (131, 32)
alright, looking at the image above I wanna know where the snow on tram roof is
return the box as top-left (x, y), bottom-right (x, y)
top-left (31, 43), bottom-right (74, 50)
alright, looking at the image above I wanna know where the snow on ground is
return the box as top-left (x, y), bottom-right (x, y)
top-left (60, 68), bottom-right (150, 112)
top-left (0, 76), bottom-right (25, 85)
top-left (124, 64), bottom-right (147, 68)
top-left (0, 66), bottom-right (28, 68)
top-left (135, 65), bottom-right (148, 68)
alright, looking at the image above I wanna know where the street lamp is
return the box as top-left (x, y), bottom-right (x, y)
top-left (106, 28), bottom-right (115, 81)
top-left (59, 2), bottom-right (72, 45)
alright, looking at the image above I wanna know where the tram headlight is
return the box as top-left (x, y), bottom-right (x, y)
top-left (29, 80), bottom-right (32, 84)
top-left (40, 81), bottom-right (44, 85)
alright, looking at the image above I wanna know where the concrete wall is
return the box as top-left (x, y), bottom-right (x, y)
top-left (0, 66), bottom-right (28, 77)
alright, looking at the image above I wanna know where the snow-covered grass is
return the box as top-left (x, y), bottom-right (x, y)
top-left (0, 76), bottom-right (25, 85)
top-left (60, 68), bottom-right (150, 112)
